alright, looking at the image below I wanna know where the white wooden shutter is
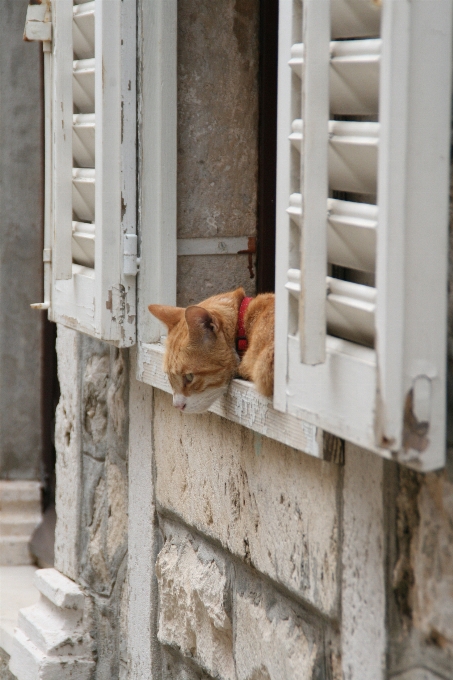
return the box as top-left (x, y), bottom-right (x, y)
top-left (32, 0), bottom-right (136, 346)
top-left (136, 0), bottom-right (177, 351)
top-left (275, 0), bottom-right (452, 470)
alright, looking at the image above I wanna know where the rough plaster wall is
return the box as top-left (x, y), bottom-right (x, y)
top-left (176, 0), bottom-right (258, 306)
top-left (0, 0), bottom-right (43, 479)
top-left (54, 326), bottom-right (129, 680)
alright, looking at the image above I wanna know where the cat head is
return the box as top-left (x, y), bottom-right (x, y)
top-left (148, 289), bottom-right (244, 413)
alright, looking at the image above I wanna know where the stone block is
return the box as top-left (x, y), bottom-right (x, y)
top-left (390, 671), bottom-right (447, 680)
top-left (341, 444), bottom-right (385, 680)
top-left (9, 569), bottom-right (95, 680)
top-left (162, 648), bottom-right (214, 680)
top-left (156, 530), bottom-right (234, 680)
top-left (234, 587), bottom-right (319, 680)
top-left (34, 568), bottom-right (85, 610)
top-left (154, 390), bottom-right (340, 616)
top-left (54, 326), bottom-right (81, 580)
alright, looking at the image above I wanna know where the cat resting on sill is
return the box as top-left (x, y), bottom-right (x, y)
top-left (148, 287), bottom-right (274, 413)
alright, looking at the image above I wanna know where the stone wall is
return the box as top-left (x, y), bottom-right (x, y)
top-left (53, 327), bottom-right (129, 680)
top-left (176, 0), bottom-right (258, 306)
top-left (47, 3), bottom-right (453, 680)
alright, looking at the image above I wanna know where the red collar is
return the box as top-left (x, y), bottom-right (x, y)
top-left (236, 296), bottom-right (253, 356)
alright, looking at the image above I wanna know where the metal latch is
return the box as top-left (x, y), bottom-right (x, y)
top-left (23, 0), bottom-right (52, 43)
top-left (123, 234), bottom-right (139, 276)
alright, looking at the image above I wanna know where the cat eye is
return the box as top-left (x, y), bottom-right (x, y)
top-left (185, 373), bottom-right (194, 383)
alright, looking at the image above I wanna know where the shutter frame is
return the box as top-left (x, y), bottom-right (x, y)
top-left (136, 0), bottom-right (177, 348)
top-left (43, 0), bottom-right (137, 347)
top-left (274, 0), bottom-right (452, 470)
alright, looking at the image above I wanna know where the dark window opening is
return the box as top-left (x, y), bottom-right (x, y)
top-left (256, 0), bottom-right (279, 294)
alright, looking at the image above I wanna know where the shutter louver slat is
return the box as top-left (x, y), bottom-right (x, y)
top-left (331, 0), bottom-right (381, 39)
top-left (73, 59), bottom-right (95, 113)
top-left (330, 39), bottom-right (380, 115)
top-left (72, 221), bottom-right (95, 268)
top-left (329, 121), bottom-right (378, 195)
top-left (326, 277), bottom-right (375, 348)
top-left (72, 114), bottom-right (95, 168)
top-left (72, 1), bottom-right (94, 60)
top-left (290, 40), bottom-right (380, 116)
top-left (327, 199), bottom-right (377, 273)
top-left (72, 168), bottom-right (95, 223)
top-left (290, 120), bottom-right (379, 195)
top-left (285, 269), bottom-right (376, 347)
top-left (72, 1), bottom-right (95, 270)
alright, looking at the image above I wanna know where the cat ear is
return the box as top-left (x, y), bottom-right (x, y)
top-left (185, 306), bottom-right (220, 342)
top-left (148, 304), bottom-right (184, 331)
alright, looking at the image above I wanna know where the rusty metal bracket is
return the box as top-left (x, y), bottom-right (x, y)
top-left (237, 236), bottom-right (256, 279)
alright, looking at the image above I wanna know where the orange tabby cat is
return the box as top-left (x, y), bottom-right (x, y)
top-left (148, 287), bottom-right (274, 413)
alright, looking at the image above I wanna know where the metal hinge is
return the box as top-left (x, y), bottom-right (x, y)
top-left (123, 234), bottom-right (139, 276)
top-left (23, 0), bottom-right (52, 44)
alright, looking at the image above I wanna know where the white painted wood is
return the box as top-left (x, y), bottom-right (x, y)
top-left (286, 335), bottom-right (385, 454)
top-left (139, 343), bottom-right (323, 459)
top-left (290, 120), bottom-right (379, 196)
top-left (298, 0), bottom-right (330, 364)
top-left (275, 0), bottom-right (450, 469)
top-left (329, 121), bottom-right (379, 195)
top-left (373, 0), bottom-right (410, 450)
top-left (43, 43), bottom-right (52, 310)
top-left (47, 0), bottom-right (136, 346)
top-left (72, 114), bottom-right (95, 168)
top-left (273, 0), bottom-right (294, 412)
top-left (93, 0), bottom-right (136, 346)
top-left (326, 277), bottom-right (376, 348)
top-left (287, 270), bottom-right (376, 347)
top-left (72, 221), bottom-right (95, 268)
top-left (24, 1), bottom-right (52, 41)
top-left (136, 0), bottom-right (177, 350)
top-left (331, 0), bottom-right (381, 40)
top-left (72, 0), bottom-right (94, 60)
top-left (177, 237), bottom-right (250, 256)
top-left (327, 199), bottom-right (377, 273)
top-left (290, 39), bottom-right (381, 116)
top-left (330, 39), bottom-right (380, 116)
top-left (52, 0), bottom-right (73, 281)
top-left (375, 0), bottom-right (451, 465)
top-left (73, 59), bottom-right (95, 113)
top-left (72, 168), bottom-right (95, 222)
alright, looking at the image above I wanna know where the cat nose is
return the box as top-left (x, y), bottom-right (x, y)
top-left (173, 394), bottom-right (186, 410)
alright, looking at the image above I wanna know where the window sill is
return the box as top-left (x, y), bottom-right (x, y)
top-left (137, 342), bottom-right (326, 460)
